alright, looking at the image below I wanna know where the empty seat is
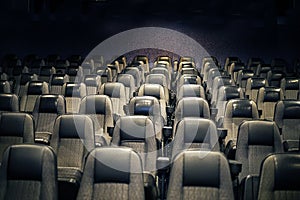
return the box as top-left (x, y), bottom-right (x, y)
top-left (257, 87), bottom-right (284, 120)
top-left (236, 120), bottom-right (283, 182)
top-left (206, 68), bottom-right (228, 94)
top-left (0, 94), bottom-right (19, 113)
top-left (20, 81), bottom-right (49, 113)
top-left (0, 113), bottom-right (35, 162)
top-left (224, 56), bottom-right (241, 72)
top-left (280, 77), bottom-right (300, 99)
top-left (62, 82), bottom-right (86, 114)
top-left (174, 97), bottom-right (210, 132)
top-left (134, 55), bottom-right (150, 73)
top-left (151, 67), bottom-right (171, 87)
top-left (267, 70), bottom-right (285, 87)
top-left (236, 69), bottom-right (255, 92)
top-left (51, 115), bottom-right (94, 199)
top-left (124, 66), bottom-right (142, 88)
top-left (117, 74), bottom-right (135, 102)
top-left (256, 64), bottom-right (271, 79)
top-left (177, 84), bottom-right (206, 102)
top-left (33, 94), bottom-right (66, 144)
top-left (14, 73), bottom-right (39, 97)
top-left (66, 65), bottom-right (83, 82)
top-left (229, 62), bottom-right (246, 83)
top-left (127, 96), bottom-right (164, 140)
top-left (223, 99), bottom-right (259, 144)
top-left (176, 75), bottom-right (202, 94)
top-left (84, 74), bottom-right (101, 95)
top-left (0, 80), bottom-right (11, 94)
top-left (210, 76), bottom-right (234, 106)
top-left (112, 116), bottom-right (157, 172)
top-left (49, 74), bottom-right (69, 95)
top-left (146, 73), bottom-right (169, 90)
top-left (79, 94), bottom-right (114, 145)
top-left (274, 100), bottom-right (300, 150)
top-left (39, 66), bottom-right (56, 83)
top-left (167, 151), bottom-right (234, 200)
top-left (81, 59), bottom-right (95, 75)
top-left (95, 67), bottom-right (112, 83)
top-left (99, 82), bottom-right (126, 116)
top-left (245, 77), bottom-right (268, 102)
top-left (76, 147), bottom-right (144, 200)
top-left (215, 86), bottom-right (244, 121)
top-left (258, 153), bottom-right (300, 200)
top-left (0, 144), bottom-right (58, 200)
top-left (172, 118), bottom-right (220, 159)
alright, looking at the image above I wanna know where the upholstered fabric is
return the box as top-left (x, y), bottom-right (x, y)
top-left (0, 144), bottom-right (58, 200)
top-left (236, 120), bottom-right (283, 182)
top-left (112, 116), bottom-right (157, 172)
top-left (76, 147), bottom-right (145, 200)
top-left (0, 94), bottom-right (19, 112)
top-left (245, 77), bottom-right (268, 102)
top-left (62, 82), bottom-right (86, 114)
top-left (49, 74), bottom-right (69, 95)
top-left (167, 151), bottom-right (234, 200)
top-left (177, 84), bottom-right (206, 102)
top-left (172, 118), bottom-right (220, 159)
top-left (84, 74), bottom-right (101, 95)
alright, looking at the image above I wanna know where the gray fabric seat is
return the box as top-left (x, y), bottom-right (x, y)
top-left (236, 120), bottom-right (283, 182)
top-left (151, 67), bottom-right (171, 88)
top-left (177, 84), bottom-right (206, 102)
top-left (62, 82), bottom-right (86, 114)
top-left (79, 94), bottom-right (114, 145)
top-left (0, 144), bottom-right (58, 200)
top-left (176, 75), bottom-right (202, 94)
top-left (245, 77), bottom-right (268, 103)
top-left (236, 69), bottom-right (255, 92)
top-left (172, 118), bottom-right (220, 159)
top-left (146, 73), bottom-right (169, 92)
top-left (14, 73), bottom-right (39, 97)
top-left (20, 81), bottom-right (49, 113)
top-left (167, 151), bottom-right (234, 200)
top-left (111, 116), bottom-right (157, 172)
top-left (223, 99), bottom-right (259, 144)
top-left (258, 153), bottom-right (300, 200)
top-left (49, 74), bottom-right (69, 95)
top-left (51, 115), bottom-right (94, 199)
top-left (33, 94), bottom-right (66, 144)
top-left (117, 74), bottom-right (135, 102)
top-left (0, 94), bottom-right (19, 113)
top-left (274, 100), bottom-right (300, 150)
top-left (99, 82), bottom-right (127, 116)
top-left (38, 66), bottom-right (56, 83)
top-left (0, 113), bottom-right (35, 162)
top-left (127, 96), bottom-right (164, 140)
top-left (84, 74), bottom-right (101, 95)
top-left (124, 67), bottom-right (141, 88)
top-left (210, 76), bottom-right (234, 106)
top-left (95, 67), bottom-right (112, 83)
top-left (257, 87), bottom-right (284, 120)
top-left (174, 97), bottom-right (210, 133)
top-left (76, 147), bottom-right (145, 200)
top-left (0, 80), bottom-right (11, 94)
top-left (280, 77), bottom-right (300, 100)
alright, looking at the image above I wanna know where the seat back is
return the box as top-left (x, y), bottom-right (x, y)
top-left (0, 94), bottom-right (19, 113)
top-left (258, 153), bottom-right (300, 200)
top-left (0, 80), bottom-right (11, 94)
top-left (245, 77), bottom-right (268, 102)
top-left (236, 120), bottom-right (283, 181)
top-left (49, 74), bottom-right (69, 95)
top-left (76, 147), bottom-right (144, 200)
top-left (281, 78), bottom-right (300, 100)
top-left (112, 116), bottom-right (157, 172)
top-left (167, 151), bottom-right (234, 200)
top-left (117, 74), bottom-right (135, 102)
top-left (177, 84), bottom-right (206, 102)
top-left (0, 144), bottom-right (58, 200)
top-left (84, 74), bottom-right (101, 95)
top-left (62, 82), bottom-right (86, 114)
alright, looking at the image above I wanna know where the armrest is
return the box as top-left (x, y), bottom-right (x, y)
top-left (35, 132), bottom-right (52, 145)
top-left (283, 140), bottom-right (300, 152)
top-left (143, 171), bottom-right (158, 200)
top-left (210, 108), bottom-right (218, 120)
top-left (217, 128), bottom-right (227, 140)
top-left (163, 126), bottom-right (173, 140)
top-left (240, 174), bottom-right (260, 200)
top-left (157, 157), bottom-right (170, 173)
top-left (166, 105), bottom-right (174, 116)
top-left (123, 104), bottom-right (129, 115)
top-left (228, 160), bottom-right (242, 177)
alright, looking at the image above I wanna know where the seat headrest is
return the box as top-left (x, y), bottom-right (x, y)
top-left (142, 84), bottom-right (162, 99)
top-left (39, 66), bottom-right (53, 76)
top-left (223, 86), bottom-right (241, 100)
top-left (94, 148), bottom-right (138, 184)
top-left (266, 154), bottom-right (300, 190)
top-left (117, 74), bottom-right (133, 87)
top-left (181, 98), bottom-right (207, 118)
top-left (0, 113), bottom-right (33, 137)
top-left (103, 83), bottom-right (122, 98)
top-left (84, 95), bottom-right (109, 115)
top-left (282, 100), bottom-right (300, 119)
top-left (7, 145), bottom-right (55, 181)
top-left (270, 71), bottom-right (285, 80)
top-left (58, 115), bottom-right (91, 139)
top-left (183, 76), bottom-right (198, 84)
top-left (182, 85), bottom-right (201, 98)
top-left (241, 70), bottom-right (254, 80)
top-left (66, 66), bottom-right (79, 76)
top-left (119, 116), bottom-right (150, 140)
top-left (0, 94), bottom-right (19, 112)
top-left (20, 73), bottom-right (35, 85)
top-left (251, 78), bottom-right (267, 89)
top-left (28, 81), bottom-right (47, 95)
top-left (38, 95), bottom-right (65, 114)
top-left (0, 80), bottom-right (11, 93)
top-left (246, 121), bottom-right (275, 146)
top-left (51, 74), bottom-right (66, 86)
top-left (183, 119), bottom-right (215, 144)
top-left (84, 75), bottom-right (99, 87)
top-left (65, 83), bottom-right (82, 97)
top-left (146, 74), bottom-right (166, 86)
top-left (232, 63), bottom-right (245, 72)
top-left (285, 79), bottom-right (299, 90)
top-left (134, 99), bottom-right (154, 116)
top-left (231, 100), bottom-right (253, 118)
top-left (263, 88), bottom-right (281, 102)
top-left (183, 151), bottom-right (220, 188)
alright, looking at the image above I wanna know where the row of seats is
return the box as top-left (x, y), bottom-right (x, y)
top-left (1, 53), bottom-right (300, 200)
